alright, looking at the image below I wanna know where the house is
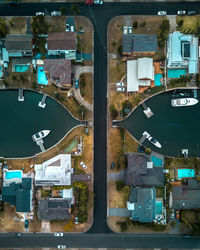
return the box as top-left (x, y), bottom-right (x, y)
top-left (47, 32), bottom-right (76, 59)
top-left (122, 34), bottom-right (157, 56)
top-left (127, 187), bottom-right (156, 222)
top-left (38, 198), bottom-right (71, 220)
top-left (34, 154), bottom-right (72, 186)
top-left (167, 31), bottom-right (199, 74)
top-left (43, 59), bottom-right (72, 88)
top-left (2, 178), bottom-right (32, 213)
top-left (125, 153), bottom-right (164, 187)
top-left (170, 179), bottom-right (200, 210)
top-left (5, 34), bottom-right (33, 58)
top-left (127, 57), bottom-right (154, 92)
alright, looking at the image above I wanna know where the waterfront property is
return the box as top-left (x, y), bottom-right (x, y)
top-left (151, 155), bottom-right (163, 167)
top-left (168, 69), bottom-right (187, 78)
top-left (178, 168), bottom-right (195, 180)
top-left (167, 31), bottom-right (199, 74)
top-left (37, 66), bottom-right (48, 85)
top-left (154, 73), bottom-right (162, 86)
top-left (5, 170), bottom-right (22, 180)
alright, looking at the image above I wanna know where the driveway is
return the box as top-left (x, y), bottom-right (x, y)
top-left (168, 15), bottom-right (177, 33)
top-left (109, 208), bottom-right (131, 217)
top-left (107, 170), bottom-right (125, 181)
top-left (72, 174), bottom-right (92, 182)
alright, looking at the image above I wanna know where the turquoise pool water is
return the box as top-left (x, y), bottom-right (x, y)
top-left (168, 69), bottom-right (187, 78)
top-left (15, 64), bottom-right (29, 72)
top-left (154, 74), bottom-right (162, 86)
top-left (151, 156), bottom-right (162, 167)
top-left (37, 67), bottom-right (48, 85)
top-left (0, 66), bottom-right (2, 78)
top-left (156, 201), bottom-right (162, 215)
top-left (5, 171), bottom-right (22, 179)
top-left (178, 169), bottom-right (195, 179)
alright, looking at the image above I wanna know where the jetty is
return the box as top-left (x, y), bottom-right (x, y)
top-left (193, 89), bottom-right (197, 99)
top-left (18, 89), bottom-right (24, 102)
top-left (36, 139), bottom-right (45, 152)
top-left (142, 102), bottom-right (154, 118)
top-left (139, 132), bottom-right (149, 144)
top-left (182, 149), bottom-right (188, 158)
top-left (38, 94), bottom-right (47, 108)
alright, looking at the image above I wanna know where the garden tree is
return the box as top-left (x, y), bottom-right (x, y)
top-left (140, 21), bottom-right (146, 27)
top-left (109, 104), bottom-right (118, 119)
top-left (78, 105), bottom-right (86, 120)
top-left (122, 100), bottom-right (132, 116)
top-left (75, 182), bottom-right (88, 224)
top-left (145, 147), bottom-right (151, 154)
top-left (177, 19), bottom-right (184, 28)
top-left (0, 18), bottom-right (8, 37)
top-left (117, 44), bottom-right (122, 55)
top-left (70, 4), bottom-right (80, 16)
top-left (116, 221), bottom-right (128, 232)
top-left (115, 180), bottom-right (125, 191)
top-left (132, 21), bottom-right (138, 29)
top-left (111, 40), bottom-right (116, 48)
top-left (76, 35), bottom-right (82, 52)
top-left (31, 15), bottom-right (49, 36)
top-left (60, 5), bottom-right (66, 15)
top-left (196, 73), bottom-right (200, 87)
top-left (157, 19), bottom-right (170, 48)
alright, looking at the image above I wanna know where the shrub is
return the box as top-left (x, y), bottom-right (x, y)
top-left (117, 44), bottom-right (122, 55)
top-left (145, 147), bottom-right (151, 154)
top-left (116, 221), bottom-right (128, 232)
top-left (63, 220), bottom-right (74, 232)
top-left (115, 180), bottom-right (125, 191)
top-left (177, 19), bottom-right (184, 28)
top-left (133, 21), bottom-right (138, 29)
top-left (112, 40), bottom-right (116, 47)
top-left (140, 21), bottom-right (146, 27)
top-left (109, 104), bottom-right (118, 119)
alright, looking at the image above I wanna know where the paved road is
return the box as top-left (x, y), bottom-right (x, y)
top-left (1, 1), bottom-right (200, 248)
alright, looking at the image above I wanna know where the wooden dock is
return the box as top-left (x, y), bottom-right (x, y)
top-left (18, 89), bottom-right (24, 102)
top-left (139, 134), bottom-right (148, 144)
top-left (38, 94), bottom-right (47, 108)
top-left (142, 102), bottom-right (154, 118)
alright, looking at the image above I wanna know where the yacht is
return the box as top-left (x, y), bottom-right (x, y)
top-left (32, 130), bottom-right (50, 141)
top-left (171, 98), bottom-right (198, 107)
top-left (148, 136), bottom-right (162, 148)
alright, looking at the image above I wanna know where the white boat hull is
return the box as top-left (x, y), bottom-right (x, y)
top-left (32, 130), bottom-right (50, 141)
top-left (171, 98), bottom-right (199, 107)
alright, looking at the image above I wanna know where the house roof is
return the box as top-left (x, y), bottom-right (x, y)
top-left (128, 187), bottom-right (156, 222)
top-left (172, 180), bottom-right (200, 210)
top-left (43, 59), bottom-right (71, 86)
top-left (5, 34), bottom-right (32, 51)
top-left (137, 57), bottom-right (154, 80)
top-left (125, 154), bottom-right (164, 187)
top-left (38, 199), bottom-right (70, 220)
top-left (122, 34), bottom-right (133, 53)
top-left (16, 190), bottom-right (30, 212)
top-left (47, 32), bottom-right (76, 51)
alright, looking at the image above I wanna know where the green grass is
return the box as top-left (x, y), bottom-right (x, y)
top-left (156, 187), bottom-right (164, 198)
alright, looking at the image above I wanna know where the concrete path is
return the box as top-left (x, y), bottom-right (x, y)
top-left (168, 15), bottom-right (177, 33)
top-left (109, 208), bottom-right (131, 217)
top-left (41, 220), bottom-right (50, 232)
top-left (107, 169), bottom-right (125, 181)
top-left (72, 174), bottom-right (92, 182)
top-left (73, 66), bottom-right (93, 112)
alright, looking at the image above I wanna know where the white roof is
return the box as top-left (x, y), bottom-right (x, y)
top-left (127, 60), bottom-right (140, 92)
top-left (138, 57), bottom-right (154, 80)
top-left (63, 188), bottom-right (73, 199)
top-left (127, 201), bottom-right (135, 210)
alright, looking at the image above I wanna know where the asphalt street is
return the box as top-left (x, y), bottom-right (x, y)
top-left (1, 1), bottom-right (200, 248)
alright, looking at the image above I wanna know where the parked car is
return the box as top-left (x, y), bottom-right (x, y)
top-left (128, 26), bottom-right (132, 34)
top-left (15, 233), bottom-right (22, 237)
top-left (51, 11), bottom-right (61, 16)
top-left (110, 162), bottom-right (115, 170)
top-left (187, 10), bottom-right (196, 15)
top-left (36, 12), bottom-right (45, 16)
top-left (80, 161), bottom-right (87, 169)
top-left (57, 245), bottom-right (66, 249)
top-left (70, 26), bottom-right (75, 32)
top-left (171, 212), bottom-right (175, 220)
top-left (116, 87), bottom-right (125, 92)
top-left (123, 26), bottom-right (128, 34)
top-left (176, 210), bottom-right (180, 219)
top-left (75, 79), bottom-right (79, 89)
top-left (24, 219), bottom-right (29, 228)
top-left (66, 24), bottom-right (70, 31)
top-left (75, 217), bottom-right (79, 225)
top-left (116, 82), bottom-right (124, 87)
top-left (54, 233), bottom-right (63, 237)
top-left (177, 10), bottom-right (186, 15)
top-left (158, 11), bottom-right (167, 16)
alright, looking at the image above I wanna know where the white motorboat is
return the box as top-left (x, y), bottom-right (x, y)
top-left (32, 130), bottom-right (50, 141)
top-left (171, 98), bottom-right (198, 107)
top-left (148, 136), bottom-right (162, 148)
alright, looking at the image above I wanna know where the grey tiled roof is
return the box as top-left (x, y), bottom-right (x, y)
top-left (125, 154), bottom-right (164, 187)
top-left (122, 34), bottom-right (133, 53)
top-left (129, 187), bottom-right (156, 222)
top-left (5, 34), bottom-right (32, 51)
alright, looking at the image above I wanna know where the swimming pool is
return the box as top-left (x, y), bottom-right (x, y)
top-left (5, 170), bottom-right (22, 179)
top-left (151, 156), bottom-right (162, 167)
top-left (154, 73), bottom-right (162, 86)
top-left (168, 69), bottom-right (187, 78)
top-left (156, 201), bottom-right (162, 215)
top-left (37, 67), bottom-right (48, 85)
top-left (14, 64), bottom-right (29, 72)
top-left (0, 66), bottom-right (3, 78)
top-left (178, 169), bottom-right (195, 179)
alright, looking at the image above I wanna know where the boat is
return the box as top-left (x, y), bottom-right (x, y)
top-left (148, 136), bottom-right (162, 148)
top-left (171, 98), bottom-right (199, 107)
top-left (32, 130), bottom-right (50, 141)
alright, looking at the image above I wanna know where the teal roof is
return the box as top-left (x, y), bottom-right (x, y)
top-left (16, 190), bottom-right (30, 212)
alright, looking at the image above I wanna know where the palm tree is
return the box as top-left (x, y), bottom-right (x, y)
top-left (0, 19), bottom-right (7, 37)
top-left (70, 4), bottom-right (80, 16)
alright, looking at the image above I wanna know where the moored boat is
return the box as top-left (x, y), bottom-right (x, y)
top-left (171, 98), bottom-right (198, 107)
top-left (32, 130), bottom-right (50, 141)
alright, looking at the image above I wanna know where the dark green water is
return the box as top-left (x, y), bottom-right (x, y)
top-left (116, 90), bottom-right (200, 157)
top-left (0, 90), bottom-right (80, 158)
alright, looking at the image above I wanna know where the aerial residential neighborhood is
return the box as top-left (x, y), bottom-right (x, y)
top-left (0, 1), bottom-right (200, 249)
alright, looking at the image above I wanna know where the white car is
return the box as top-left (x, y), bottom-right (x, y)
top-left (75, 217), bottom-right (79, 225)
top-left (51, 11), bottom-right (61, 16)
top-left (36, 12), bottom-right (44, 16)
top-left (117, 87), bottom-right (125, 92)
top-left (128, 26), bottom-right (132, 34)
top-left (158, 11), bottom-right (167, 16)
top-left (54, 233), bottom-right (63, 237)
top-left (123, 26), bottom-right (128, 34)
top-left (57, 246), bottom-right (66, 249)
top-left (70, 26), bottom-right (74, 32)
top-left (177, 10), bottom-right (186, 15)
top-left (66, 24), bottom-right (70, 31)
top-left (80, 161), bottom-right (87, 169)
top-left (116, 82), bottom-right (124, 87)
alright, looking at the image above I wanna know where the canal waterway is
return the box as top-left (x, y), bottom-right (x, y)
top-left (0, 90), bottom-right (80, 158)
top-left (116, 89), bottom-right (200, 157)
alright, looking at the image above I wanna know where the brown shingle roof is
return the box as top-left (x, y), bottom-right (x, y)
top-left (5, 34), bottom-right (33, 51)
top-left (47, 32), bottom-right (76, 51)
top-left (43, 59), bottom-right (71, 86)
